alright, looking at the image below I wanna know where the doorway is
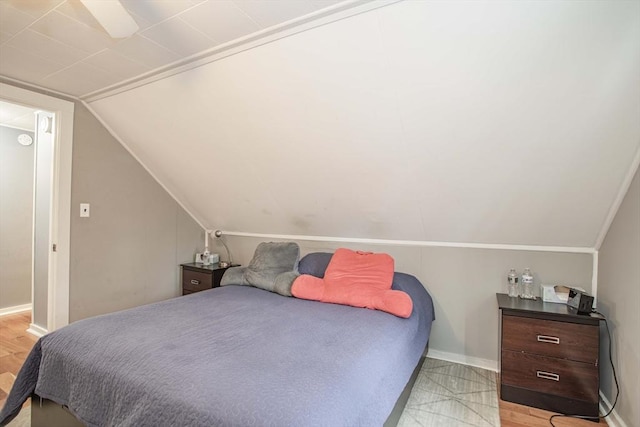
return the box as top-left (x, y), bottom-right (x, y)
top-left (0, 101), bottom-right (36, 320)
top-left (0, 82), bottom-right (74, 334)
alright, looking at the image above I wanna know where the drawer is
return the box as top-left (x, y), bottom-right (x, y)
top-left (501, 350), bottom-right (598, 403)
top-left (182, 269), bottom-right (213, 292)
top-left (502, 315), bottom-right (598, 364)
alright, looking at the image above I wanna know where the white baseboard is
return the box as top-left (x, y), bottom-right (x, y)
top-left (0, 303), bottom-right (31, 317)
top-left (599, 391), bottom-right (628, 427)
top-left (426, 349), bottom-right (499, 372)
top-left (27, 323), bottom-right (48, 338)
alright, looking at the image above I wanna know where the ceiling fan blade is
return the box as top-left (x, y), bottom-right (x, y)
top-left (80, 0), bottom-right (139, 39)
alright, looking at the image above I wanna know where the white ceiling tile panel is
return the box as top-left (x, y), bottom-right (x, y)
top-left (41, 61), bottom-right (124, 96)
top-left (179, 1), bottom-right (261, 44)
top-left (7, 29), bottom-right (87, 66)
top-left (140, 16), bottom-right (215, 56)
top-left (6, 0), bottom-right (64, 19)
top-left (55, 0), bottom-right (107, 33)
top-left (0, 0), bottom-right (357, 97)
top-left (0, 44), bottom-right (67, 82)
top-left (120, 0), bottom-right (199, 26)
top-left (233, 0), bottom-right (338, 28)
top-left (0, 2), bottom-right (37, 35)
top-left (82, 49), bottom-right (151, 80)
top-left (30, 11), bottom-right (115, 54)
top-left (111, 34), bottom-right (180, 69)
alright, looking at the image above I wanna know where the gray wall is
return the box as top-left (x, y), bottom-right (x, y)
top-left (0, 125), bottom-right (34, 309)
top-left (598, 167), bottom-right (639, 427)
top-left (0, 79), bottom-right (206, 326)
top-left (218, 236), bottom-right (593, 366)
top-left (69, 102), bottom-right (203, 321)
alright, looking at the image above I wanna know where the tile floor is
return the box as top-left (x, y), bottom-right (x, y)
top-left (398, 358), bottom-right (500, 427)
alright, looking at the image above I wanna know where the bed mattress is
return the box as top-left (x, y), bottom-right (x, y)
top-left (0, 272), bottom-right (434, 427)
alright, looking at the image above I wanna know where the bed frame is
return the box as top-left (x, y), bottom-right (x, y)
top-left (31, 355), bottom-right (426, 427)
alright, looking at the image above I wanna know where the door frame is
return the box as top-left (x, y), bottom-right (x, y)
top-left (0, 82), bottom-right (74, 333)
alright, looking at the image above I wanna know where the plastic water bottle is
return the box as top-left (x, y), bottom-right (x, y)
top-left (521, 268), bottom-right (535, 299)
top-left (507, 269), bottom-right (519, 297)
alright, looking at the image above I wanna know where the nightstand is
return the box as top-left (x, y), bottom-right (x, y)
top-left (496, 293), bottom-right (603, 418)
top-left (180, 263), bottom-right (236, 295)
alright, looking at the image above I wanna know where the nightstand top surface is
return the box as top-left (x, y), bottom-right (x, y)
top-left (496, 293), bottom-right (603, 323)
top-left (181, 262), bottom-right (237, 272)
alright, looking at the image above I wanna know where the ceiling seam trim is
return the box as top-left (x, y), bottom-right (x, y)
top-left (80, 0), bottom-right (402, 102)
top-left (593, 141), bottom-right (640, 250)
top-left (220, 231), bottom-right (596, 254)
top-left (0, 76), bottom-right (79, 102)
top-left (80, 100), bottom-right (207, 232)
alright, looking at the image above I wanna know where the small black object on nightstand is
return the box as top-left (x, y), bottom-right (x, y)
top-left (180, 263), bottom-right (237, 296)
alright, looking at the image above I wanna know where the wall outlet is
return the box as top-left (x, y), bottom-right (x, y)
top-left (80, 203), bottom-right (90, 217)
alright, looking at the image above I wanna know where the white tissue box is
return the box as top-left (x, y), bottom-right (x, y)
top-left (541, 284), bottom-right (584, 304)
top-left (194, 253), bottom-right (219, 265)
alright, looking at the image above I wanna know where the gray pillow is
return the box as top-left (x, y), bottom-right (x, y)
top-left (220, 242), bottom-right (300, 296)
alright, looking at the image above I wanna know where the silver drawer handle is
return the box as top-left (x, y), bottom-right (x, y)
top-left (537, 335), bottom-right (560, 344)
top-left (190, 279), bottom-right (200, 285)
top-left (536, 371), bottom-right (560, 381)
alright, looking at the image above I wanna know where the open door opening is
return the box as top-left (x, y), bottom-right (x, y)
top-left (0, 101), bottom-right (36, 322)
top-left (0, 83), bottom-right (74, 335)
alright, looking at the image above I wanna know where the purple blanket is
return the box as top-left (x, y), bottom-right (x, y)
top-left (0, 273), bottom-right (434, 426)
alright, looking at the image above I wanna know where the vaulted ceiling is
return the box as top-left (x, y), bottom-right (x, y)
top-left (2, 0), bottom-right (639, 249)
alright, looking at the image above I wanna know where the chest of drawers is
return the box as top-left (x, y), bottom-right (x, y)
top-left (496, 293), bottom-right (602, 417)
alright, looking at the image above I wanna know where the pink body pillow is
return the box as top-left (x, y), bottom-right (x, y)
top-left (291, 248), bottom-right (413, 318)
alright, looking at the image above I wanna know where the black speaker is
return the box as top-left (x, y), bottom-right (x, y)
top-left (567, 288), bottom-right (594, 314)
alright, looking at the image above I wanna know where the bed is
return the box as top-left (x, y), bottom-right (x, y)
top-left (0, 254), bottom-right (434, 427)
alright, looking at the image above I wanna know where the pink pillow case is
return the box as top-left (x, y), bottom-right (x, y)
top-left (291, 248), bottom-right (413, 318)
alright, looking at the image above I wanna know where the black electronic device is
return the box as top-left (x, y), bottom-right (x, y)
top-left (567, 288), bottom-right (594, 314)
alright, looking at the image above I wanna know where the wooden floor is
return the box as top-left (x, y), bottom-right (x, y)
top-left (500, 396), bottom-right (608, 426)
top-left (0, 311), bottom-right (608, 426)
top-left (0, 311), bottom-right (37, 411)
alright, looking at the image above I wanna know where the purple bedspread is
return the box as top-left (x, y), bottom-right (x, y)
top-left (0, 273), bottom-right (434, 427)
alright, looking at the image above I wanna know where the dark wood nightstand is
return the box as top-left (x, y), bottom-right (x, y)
top-left (180, 263), bottom-right (236, 295)
top-left (496, 293), bottom-right (603, 418)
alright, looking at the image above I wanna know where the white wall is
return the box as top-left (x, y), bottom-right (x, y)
top-left (32, 112), bottom-right (54, 327)
top-left (597, 168), bottom-right (639, 427)
top-left (0, 125), bottom-right (34, 309)
top-left (218, 235), bottom-right (592, 369)
top-left (89, 0), bottom-right (640, 249)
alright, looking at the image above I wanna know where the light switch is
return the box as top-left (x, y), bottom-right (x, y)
top-left (80, 203), bottom-right (90, 217)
